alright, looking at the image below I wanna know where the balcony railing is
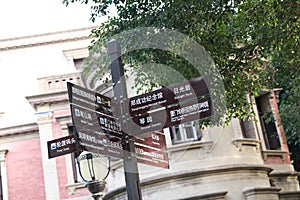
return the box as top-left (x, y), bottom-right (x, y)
top-left (38, 72), bottom-right (83, 93)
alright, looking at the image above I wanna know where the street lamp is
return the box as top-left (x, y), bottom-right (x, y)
top-left (77, 151), bottom-right (110, 200)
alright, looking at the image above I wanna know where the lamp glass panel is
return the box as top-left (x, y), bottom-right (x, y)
top-left (78, 152), bottom-right (109, 181)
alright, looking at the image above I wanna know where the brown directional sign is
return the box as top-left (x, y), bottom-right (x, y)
top-left (134, 132), bottom-right (169, 169)
top-left (75, 128), bottom-right (168, 163)
top-left (134, 131), bottom-right (166, 150)
top-left (70, 103), bottom-right (124, 158)
top-left (75, 128), bottom-right (124, 159)
top-left (70, 104), bottom-right (123, 138)
top-left (129, 76), bottom-right (209, 116)
top-left (47, 135), bottom-right (78, 159)
top-left (166, 96), bottom-right (212, 125)
top-left (135, 143), bottom-right (169, 169)
top-left (67, 82), bottom-right (113, 115)
top-left (130, 96), bottom-right (213, 136)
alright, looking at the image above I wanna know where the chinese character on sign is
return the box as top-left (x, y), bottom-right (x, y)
top-left (66, 139), bottom-right (71, 145)
top-left (131, 100), bottom-right (136, 106)
top-left (152, 94), bottom-right (157, 100)
top-left (179, 86), bottom-right (185, 93)
top-left (185, 84), bottom-right (191, 91)
top-left (174, 88), bottom-right (179, 95)
top-left (136, 98), bottom-right (141, 105)
top-left (157, 92), bottom-right (163, 99)
top-left (146, 116), bottom-right (153, 123)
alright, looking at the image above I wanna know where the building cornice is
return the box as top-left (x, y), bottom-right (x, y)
top-left (0, 26), bottom-right (98, 51)
top-left (26, 91), bottom-right (69, 110)
top-left (0, 122), bottom-right (38, 137)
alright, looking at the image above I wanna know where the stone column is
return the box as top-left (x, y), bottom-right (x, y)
top-left (57, 117), bottom-right (74, 187)
top-left (36, 110), bottom-right (60, 200)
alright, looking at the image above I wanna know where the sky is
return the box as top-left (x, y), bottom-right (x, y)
top-left (0, 0), bottom-right (102, 39)
top-left (0, 0), bottom-right (111, 127)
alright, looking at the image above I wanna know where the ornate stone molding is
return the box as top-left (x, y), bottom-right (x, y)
top-left (0, 123), bottom-right (38, 137)
top-left (243, 187), bottom-right (281, 200)
top-left (35, 110), bottom-right (54, 123)
top-left (63, 47), bottom-right (89, 60)
top-left (0, 149), bottom-right (8, 162)
top-left (232, 138), bottom-right (261, 152)
top-left (0, 26), bottom-right (97, 51)
top-left (262, 150), bottom-right (288, 162)
top-left (26, 91), bottom-right (69, 110)
top-left (279, 191), bottom-right (300, 199)
top-left (56, 114), bottom-right (71, 127)
top-left (180, 191), bottom-right (228, 200)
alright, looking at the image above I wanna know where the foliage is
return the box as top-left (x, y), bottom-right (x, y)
top-left (63, 0), bottom-right (300, 167)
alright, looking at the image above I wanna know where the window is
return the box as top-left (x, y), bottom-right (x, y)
top-left (239, 119), bottom-right (257, 139)
top-left (170, 121), bottom-right (202, 144)
top-left (63, 47), bottom-right (89, 71)
top-left (255, 93), bottom-right (281, 150)
top-left (73, 58), bottom-right (85, 71)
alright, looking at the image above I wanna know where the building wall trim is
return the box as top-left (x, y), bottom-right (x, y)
top-left (0, 123), bottom-right (38, 137)
top-left (0, 26), bottom-right (97, 51)
top-left (26, 91), bottom-right (69, 110)
top-left (104, 164), bottom-right (273, 199)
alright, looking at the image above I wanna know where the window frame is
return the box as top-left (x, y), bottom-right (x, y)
top-left (255, 93), bottom-right (281, 150)
top-left (170, 121), bottom-right (202, 144)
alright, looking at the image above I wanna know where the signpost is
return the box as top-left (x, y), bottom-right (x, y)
top-left (47, 40), bottom-right (213, 200)
top-left (47, 135), bottom-right (78, 159)
top-left (67, 81), bottom-right (170, 167)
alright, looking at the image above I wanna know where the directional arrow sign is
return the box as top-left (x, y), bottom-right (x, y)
top-left (67, 82), bottom-right (113, 115)
top-left (134, 131), bottom-right (166, 150)
top-left (134, 131), bottom-right (169, 169)
top-left (75, 128), bottom-right (124, 159)
top-left (47, 135), bottom-right (78, 159)
top-left (70, 104), bottom-right (123, 138)
top-left (135, 143), bottom-right (169, 169)
top-left (130, 96), bottom-right (213, 136)
top-left (129, 76), bottom-right (210, 116)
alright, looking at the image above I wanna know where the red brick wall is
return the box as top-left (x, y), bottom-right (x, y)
top-left (5, 137), bottom-right (45, 200)
top-left (271, 91), bottom-right (291, 164)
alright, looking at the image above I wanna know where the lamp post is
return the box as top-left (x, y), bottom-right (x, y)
top-left (77, 151), bottom-right (110, 200)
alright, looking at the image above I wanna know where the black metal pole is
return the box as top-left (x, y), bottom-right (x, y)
top-left (107, 39), bottom-right (142, 200)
